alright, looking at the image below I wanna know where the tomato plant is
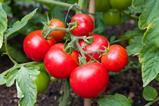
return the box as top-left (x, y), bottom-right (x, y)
top-left (23, 30), bottom-right (50, 61)
top-left (44, 43), bottom-right (78, 79)
top-left (70, 63), bottom-right (109, 98)
top-left (71, 13), bottom-right (94, 36)
top-left (1, 0), bottom-right (159, 106)
top-left (49, 18), bottom-right (66, 42)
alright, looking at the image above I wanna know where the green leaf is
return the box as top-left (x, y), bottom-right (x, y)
top-left (127, 36), bottom-right (143, 56)
top-left (5, 9), bottom-right (37, 38)
top-left (7, 44), bottom-right (28, 63)
top-left (0, 3), bottom-right (7, 48)
top-left (143, 86), bottom-right (158, 101)
top-left (139, 0), bottom-right (159, 29)
top-left (138, 0), bottom-right (159, 47)
top-left (98, 94), bottom-right (132, 106)
top-left (130, 0), bottom-right (145, 13)
top-left (16, 66), bottom-right (39, 106)
top-left (125, 29), bottom-right (144, 56)
top-left (139, 46), bottom-right (159, 87)
top-left (59, 80), bottom-right (70, 106)
top-left (5, 69), bottom-right (19, 87)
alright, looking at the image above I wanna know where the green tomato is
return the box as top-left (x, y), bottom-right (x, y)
top-left (103, 9), bottom-right (122, 26)
top-left (35, 64), bottom-right (50, 93)
top-left (110, 0), bottom-right (132, 10)
top-left (96, 0), bottom-right (110, 12)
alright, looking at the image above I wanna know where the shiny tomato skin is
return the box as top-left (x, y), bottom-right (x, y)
top-left (44, 43), bottom-right (78, 79)
top-left (101, 44), bottom-right (128, 72)
top-left (70, 63), bottom-right (109, 98)
top-left (71, 13), bottom-right (94, 36)
top-left (49, 18), bottom-right (66, 42)
top-left (23, 30), bottom-right (50, 61)
top-left (79, 34), bottom-right (109, 61)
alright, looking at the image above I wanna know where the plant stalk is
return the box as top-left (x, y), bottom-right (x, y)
top-left (88, 0), bottom-right (95, 21)
top-left (37, 0), bottom-right (72, 8)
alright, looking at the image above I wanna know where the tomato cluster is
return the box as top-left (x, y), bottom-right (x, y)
top-left (96, 0), bottom-right (132, 26)
top-left (23, 14), bottom-right (128, 98)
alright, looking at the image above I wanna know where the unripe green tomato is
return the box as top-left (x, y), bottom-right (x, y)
top-left (110, 0), bottom-right (132, 10)
top-left (103, 9), bottom-right (122, 26)
top-left (96, 0), bottom-right (110, 12)
top-left (35, 64), bottom-right (50, 93)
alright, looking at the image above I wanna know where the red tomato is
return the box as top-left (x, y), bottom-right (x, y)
top-left (70, 63), bottom-right (109, 98)
top-left (44, 43), bottom-right (78, 79)
top-left (23, 30), bottom-right (50, 61)
top-left (79, 34), bottom-right (109, 61)
top-left (71, 13), bottom-right (94, 36)
top-left (49, 18), bottom-right (66, 42)
top-left (101, 44), bottom-right (128, 72)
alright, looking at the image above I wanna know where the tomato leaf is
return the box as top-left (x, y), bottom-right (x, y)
top-left (129, 0), bottom-right (159, 87)
top-left (0, 63), bottom-right (40, 106)
top-left (0, 3), bottom-right (7, 49)
top-left (5, 9), bottom-right (37, 38)
top-left (129, 0), bottom-right (145, 13)
top-left (127, 36), bottom-right (143, 56)
top-left (143, 86), bottom-right (158, 101)
top-left (98, 94), bottom-right (132, 106)
top-left (16, 66), bottom-right (39, 106)
top-left (138, 0), bottom-right (159, 47)
top-left (139, 46), bottom-right (159, 87)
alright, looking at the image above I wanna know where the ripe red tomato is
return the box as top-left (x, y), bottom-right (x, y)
top-left (23, 30), bottom-right (50, 61)
top-left (70, 63), bottom-right (109, 98)
top-left (49, 18), bottom-right (66, 42)
top-left (79, 34), bottom-right (109, 61)
top-left (101, 44), bottom-right (128, 72)
top-left (71, 13), bottom-right (94, 36)
top-left (44, 43), bottom-right (78, 79)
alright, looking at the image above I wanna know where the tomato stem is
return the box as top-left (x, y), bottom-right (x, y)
top-left (37, 0), bottom-right (74, 8)
top-left (84, 98), bottom-right (91, 106)
top-left (43, 27), bottom-right (69, 39)
top-left (1, 61), bottom-right (38, 76)
top-left (4, 36), bottom-right (18, 65)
